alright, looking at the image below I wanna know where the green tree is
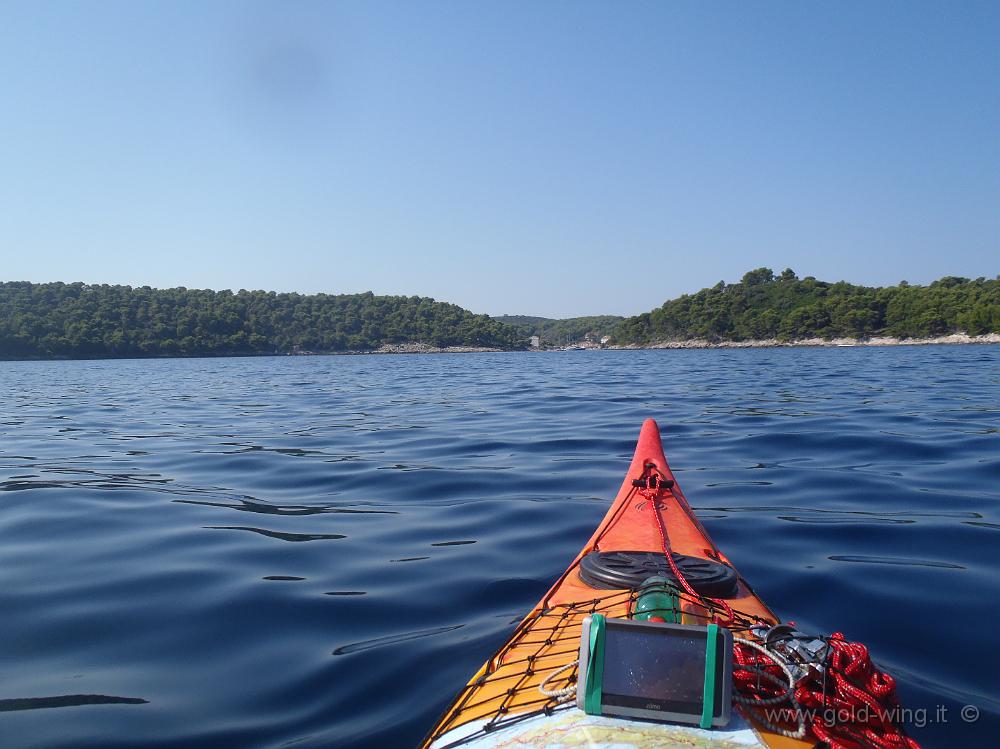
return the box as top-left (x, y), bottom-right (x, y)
top-left (614, 271), bottom-right (1000, 344)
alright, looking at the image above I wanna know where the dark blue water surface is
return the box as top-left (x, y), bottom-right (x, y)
top-left (1, 348), bottom-right (998, 748)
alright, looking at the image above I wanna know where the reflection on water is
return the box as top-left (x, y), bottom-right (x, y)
top-left (207, 526), bottom-right (348, 542)
top-left (0, 347), bottom-right (998, 748)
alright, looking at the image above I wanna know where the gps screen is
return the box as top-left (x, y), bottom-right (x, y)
top-left (601, 622), bottom-right (707, 708)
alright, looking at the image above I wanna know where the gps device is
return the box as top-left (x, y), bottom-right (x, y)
top-left (576, 614), bottom-right (733, 728)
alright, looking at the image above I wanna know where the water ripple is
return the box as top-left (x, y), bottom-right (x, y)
top-left (332, 625), bottom-right (465, 656)
top-left (0, 695), bottom-right (149, 712)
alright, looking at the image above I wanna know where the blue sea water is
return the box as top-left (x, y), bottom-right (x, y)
top-left (0, 347), bottom-right (998, 748)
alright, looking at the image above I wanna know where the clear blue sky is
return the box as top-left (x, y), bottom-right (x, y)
top-left (2, 1), bottom-right (997, 318)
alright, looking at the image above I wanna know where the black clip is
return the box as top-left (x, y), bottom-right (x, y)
top-left (632, 475), bottom-right (674, 490)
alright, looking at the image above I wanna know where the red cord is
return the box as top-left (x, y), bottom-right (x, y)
top-left (638, 480), bottom-right (734, 625)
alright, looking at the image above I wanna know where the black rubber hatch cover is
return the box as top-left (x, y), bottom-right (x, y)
top-left (578, 550), bottom-right (740, 598)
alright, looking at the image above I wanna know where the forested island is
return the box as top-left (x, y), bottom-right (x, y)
top-left (613, 269), bottom-right (1000, 345)
top-left (0, 282), bottom-right (524, 359)
top-left (1, 272), bottom-right (998, 360)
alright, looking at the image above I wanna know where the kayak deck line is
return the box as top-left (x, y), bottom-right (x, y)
top-left (421, 419), bottom-right (815, 749)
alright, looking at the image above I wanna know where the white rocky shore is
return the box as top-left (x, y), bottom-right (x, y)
top-left (612, 332), bottom-right (1000, 350)
top-left (369, 342), bottom-right (503, 354)
top-left (286, 342), bottom-right (504, 355)
top-left (289, 333), bottom-right (1000, 356)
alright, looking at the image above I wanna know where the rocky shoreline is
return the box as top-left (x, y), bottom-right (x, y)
top-left (610, 332), bottom-right (1000, 350)
top-left (341, 333), bottom-right (1000, 354)
top-left (7, 334), bottom-right (997, 361)
top-left (364, 343), bottom-right (503, 354)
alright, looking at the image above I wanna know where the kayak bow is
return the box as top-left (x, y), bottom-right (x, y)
top-left (421, 419), bottom-right (816, 749)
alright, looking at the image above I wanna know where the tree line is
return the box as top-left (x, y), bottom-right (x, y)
top-left (3, 272), bottom-right (997, 360)
top-left (0, 282), bottom-right (526, 359)
top-left (613, 269), bottom-right (1000, 344)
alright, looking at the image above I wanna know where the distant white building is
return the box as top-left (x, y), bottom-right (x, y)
top-left (600, 335), bottom-right (611, 346)
top-left (529, 335), bottom-right (540, 348)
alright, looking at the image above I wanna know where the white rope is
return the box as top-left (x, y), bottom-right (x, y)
top-left (537, 661), bottom-right (577, 702)
top-left (733, 636), bottom-right (807, 740)
top-left (733, 637), bottom-right (799, 689)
